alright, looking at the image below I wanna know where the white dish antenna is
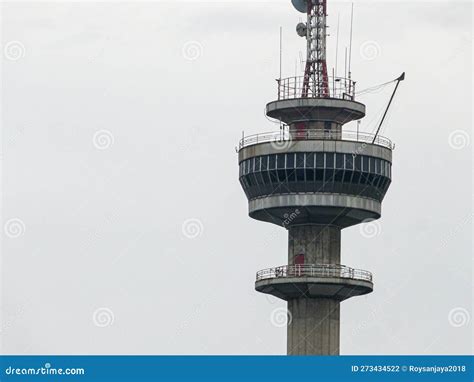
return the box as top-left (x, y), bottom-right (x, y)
top-left (291, 0), bottom-right (308, 13)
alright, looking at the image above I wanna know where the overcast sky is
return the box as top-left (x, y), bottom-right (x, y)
top-left (1, 0), bottom-right (472, 355)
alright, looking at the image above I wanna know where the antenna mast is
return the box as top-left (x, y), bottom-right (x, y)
top-left (302, 0), bottom-right (330, 98)
top-left (349, 3), bottom-right (354, 75)
top-left (335, 12), bottom-right (340, 77)
top-left (279, 26), bottom-right (283, 80)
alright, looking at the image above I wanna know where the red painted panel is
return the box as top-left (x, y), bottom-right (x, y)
top-left (294, 254), bottom-right (305, 265)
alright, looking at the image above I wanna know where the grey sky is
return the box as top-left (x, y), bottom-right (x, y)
top-left (1, 1), bottom-right (472, 355)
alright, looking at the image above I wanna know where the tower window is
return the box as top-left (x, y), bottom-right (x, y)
top-left (343, 170), bottom-right (352, 182)
top-left (269, 155), bottom-right (276, 169)
top-left (362, 157), bottom-right (369, 172)
top-left (296, 169), bottom-right (305, 181)
top-left (269, 170), bottom-right (278, 183)
top-left (296, 153), bottom-right (305, 168)
top-left (326, 153), bottom-right (334, 169)
top-left (277, 154), bottom-right (285, 169)
top-left (286, 153), bottom-right (295, 168)
top-left (305, 168), bottom-right (315, 182)
top-left (277, 170), bottom-right (287, 182)
top-left (345, 154), bottom-right (354, 170)
top-left (287, 168), bottom-right (296, 182)
top-left (316, 153), bottom-right (324, 168)
top-left (352, 172), bottom-right (361, 184)
top-left (255, 157), bottom-right (261, 172)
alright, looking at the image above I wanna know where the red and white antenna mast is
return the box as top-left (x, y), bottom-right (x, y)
top-left (294, 0), bottom-right (330, 98)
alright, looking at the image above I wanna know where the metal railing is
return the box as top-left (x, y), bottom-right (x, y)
top-left (277, 76), bottom-right (356, 101)
top-left (256, 264), bottom-right (373, 283)
top-left (238, 130), bottom-right (393, 150)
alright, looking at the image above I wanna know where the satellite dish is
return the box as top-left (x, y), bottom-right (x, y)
top-left (296, 22), bottom-right (307, 37)
top-left (291, 0), bottom-right (308, 13)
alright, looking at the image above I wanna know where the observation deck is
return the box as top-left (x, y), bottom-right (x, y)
top-left (255, 264), bottom-right (373, 301)
top-left (237, 129), bottom-right (394, 228)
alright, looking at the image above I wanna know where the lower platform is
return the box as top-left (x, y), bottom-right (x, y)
top-left (255, 264), bottom-right (373, 302)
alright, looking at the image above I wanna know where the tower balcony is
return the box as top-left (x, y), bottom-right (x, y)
top-left (255, 264), bottom-right (373, 301)
top-left (268, 76), bottom-right (365, 125)
top-left (238, 129), bottom-right (394, 151)
top-left (277, 75), bottom-right (357, 101)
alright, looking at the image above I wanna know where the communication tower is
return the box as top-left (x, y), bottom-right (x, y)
top-left (237, 0), bottom-right (400, 355)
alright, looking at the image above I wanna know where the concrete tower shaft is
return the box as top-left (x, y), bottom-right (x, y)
top-left (288, 298), bottom-right (340, 355)
top-left (287, 226), bottom-right (340, 356)
top-left (289, 225), bottom-right (340, 265)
